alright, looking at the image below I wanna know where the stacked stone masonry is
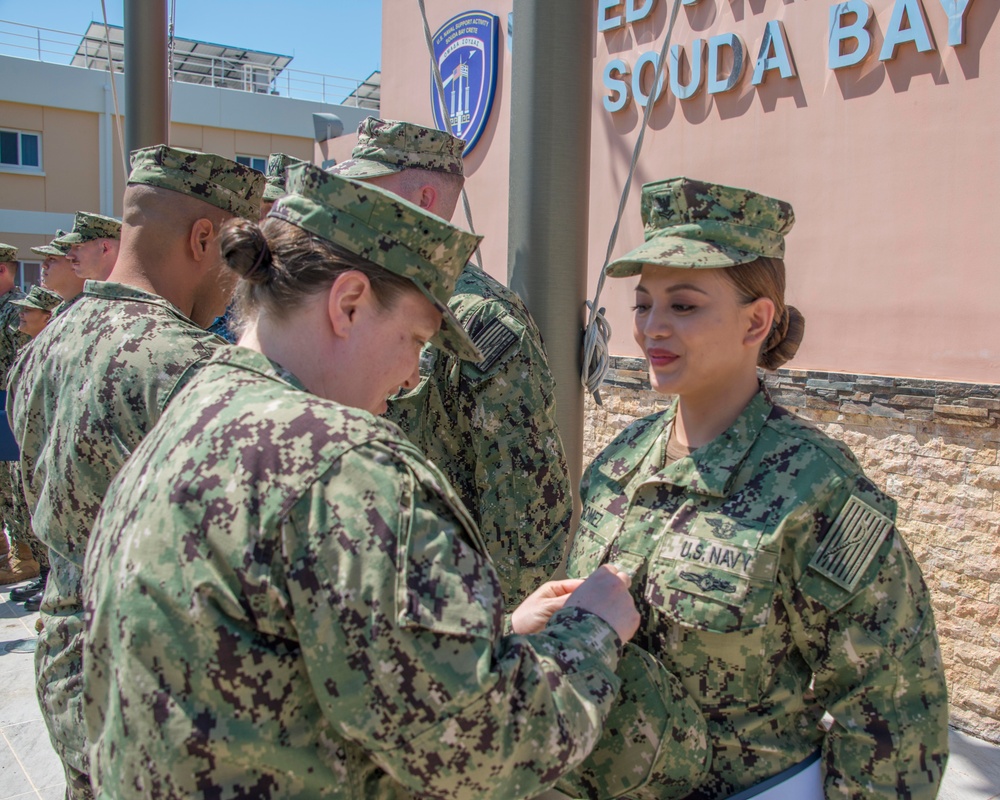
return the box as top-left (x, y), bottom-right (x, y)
top-left (584, 358), bottom-right (1000, 743)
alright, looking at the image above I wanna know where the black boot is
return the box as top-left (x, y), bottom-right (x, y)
top-left (11, 568), bottom-right (47, 603)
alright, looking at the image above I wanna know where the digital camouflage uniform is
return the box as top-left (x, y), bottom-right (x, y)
top-left (83, 346), bottom-right (625, 800)
top-left (263, 152), bottom-right (307, 201)
top-left (0, 244), bottom-right (29, 570)
top-left (567, 389), bottom-right (948, 799)
top-left (79, 166), bottom-right (677, 800)
top-left (329, 117), bottom-right (573, 609)
top-left (5, 286), bottom-right (64, 572)
top-left (7, 145), bottom-right (263, 796)
top-left (566, 177), bottom-right (949, 799)
top-left (387, 266), bottom-right (573, 608)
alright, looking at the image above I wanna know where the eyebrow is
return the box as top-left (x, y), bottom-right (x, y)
top-left (635, 282), bottom-right (710, 295)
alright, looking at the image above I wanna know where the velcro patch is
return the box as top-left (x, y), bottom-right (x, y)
top-left (471, 317), bottom-right (518, 372)
top-left (809, 495), bottom-right (893, 592)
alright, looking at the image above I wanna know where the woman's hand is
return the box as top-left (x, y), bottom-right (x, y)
top-left (511, 565), bottom-right (640, 643)
top-left (565, 564), bottom-right (640, 642)
top-left (511, 578), bottom-right (586, 634)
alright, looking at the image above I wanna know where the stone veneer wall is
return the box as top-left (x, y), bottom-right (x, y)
top-left (583, 357), bottom-right (1000, 743)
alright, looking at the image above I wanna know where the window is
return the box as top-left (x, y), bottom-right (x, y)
top-left (16, 261), bottom-right (42, 291)
top-left (0, 130), bottom-right (42, 170)
top-left (236, 155), bottom-right (267, 173)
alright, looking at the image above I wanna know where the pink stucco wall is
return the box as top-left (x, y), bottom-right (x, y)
top-left (380, 0), bottom-right (999, 383)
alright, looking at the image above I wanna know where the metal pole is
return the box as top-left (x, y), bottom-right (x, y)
top-left (124, 0), bottom-right (169, 158)
top-left (507, 0), bottom-right (594, 507)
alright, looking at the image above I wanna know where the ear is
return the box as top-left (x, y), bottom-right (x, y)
top-left (743, 297), bottom-right (775, 349)
top-left (416, 185), bottom-right (437, 211)
top-left (326, 271), bottom-right (371, 339)
top-left (188, 218), bottom-right (216, 263)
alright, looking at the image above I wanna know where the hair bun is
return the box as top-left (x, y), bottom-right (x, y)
top-left (219, 218), bottom-right (274, 285)
top-left (760, 305), bottom-right (805, 370)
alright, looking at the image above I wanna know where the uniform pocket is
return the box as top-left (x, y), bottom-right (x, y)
top-left (646, 512), bottom-right (779, 634)
top-left (566, 519), bottom-right (613, 577)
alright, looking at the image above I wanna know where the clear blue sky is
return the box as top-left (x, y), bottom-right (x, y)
top-left (0, 0), bottom-right (382, 81)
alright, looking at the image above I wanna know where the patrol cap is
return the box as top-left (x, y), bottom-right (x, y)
top-left (557, 644), bottom-right (709, 800)
top-left (128, 144), bottom-right (265, 222)
top-left (606, 177), bottom-right (795, 277)
top-left (262, 153), bottom-right (307, 202)
top-left (57, 212), bottom-right (122, 246)
top-left (0, 244), bottom-right (17, 263)
top-left (326, 117), bottom-right (465, 179)
top-left (12, 285), bottom-right (63, 312)
top-left (270, 163), bottom-right (482, 362)
top-left (30, 230), bottom-right (71, 257)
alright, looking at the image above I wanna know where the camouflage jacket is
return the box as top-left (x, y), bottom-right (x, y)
top-left (7, 281), bottom-right (224, 773)
top-left (567, 387), bottom-right (949, 799)
top-left (386, 265), bottom-right (572, 610)
top-left (83, 345), bottom-right (624, 800)
top-left (0, 287), bottom-right (28, 382)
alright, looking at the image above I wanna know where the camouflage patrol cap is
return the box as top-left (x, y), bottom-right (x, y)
top-left (270, 163), bottom-right (483, 362)
top-left (262, 153), bottom-right (307, 202)
top-left (606, 177), bottom-right (795, 277)
top-left (30, 230), bottom-right (71, 257)
top-left (57, 212), bottom-right (122, 245)
top-left (326, 117), bottom-right (465, 179)
top-left (128, 144), bottom-right (264, 222)
top-left (0, 243), bottom-right (17, 263)
top-left (12, 285), bottom-right (63, 312)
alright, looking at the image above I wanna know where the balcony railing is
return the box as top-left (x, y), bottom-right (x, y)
top-left (0, 19), bottom-right (378, 107)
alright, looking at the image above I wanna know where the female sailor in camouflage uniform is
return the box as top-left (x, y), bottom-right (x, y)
top-left (82, 164), bottom-right (643, 800)
top-left (567, 178), bottom-right (949, 799)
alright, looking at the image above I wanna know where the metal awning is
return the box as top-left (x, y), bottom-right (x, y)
top-left (343, 69), bottom-right (381, 109)
top-left (71, 22), bottom-right (292, 92)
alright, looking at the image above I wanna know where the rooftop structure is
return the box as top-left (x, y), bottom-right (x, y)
top-left (0, 19), bottom-right (380, 107)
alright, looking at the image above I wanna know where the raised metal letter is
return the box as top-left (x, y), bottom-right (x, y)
top-left (880, 0), bottom-right (936, 60)
top-left (670, 39), bottom-right (704, 100)
top-left (598, 0), bottom-right (625, 32)
top-left (829, 1), bottom-right (874, 69)
top-left (626, 0), bottom-right (656, 23)
top-left (632, 51), bottom-right (668, 107)
top-left (938, 0), bottom-right (972, 46)
top-left (707, 32), bottom-right (745, 93)
top-left (752, 20), bottom-right (796, 85)
top-left (603, 58), bottom-right (631, 112)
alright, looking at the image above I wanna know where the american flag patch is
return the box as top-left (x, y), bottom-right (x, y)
top-left (471, 317), bottom-right (518, 371)
top-left (809, 495), bottom-right (893, 592)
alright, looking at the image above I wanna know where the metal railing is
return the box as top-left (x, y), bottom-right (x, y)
top-left (0, 19), bottom-right (378, 107)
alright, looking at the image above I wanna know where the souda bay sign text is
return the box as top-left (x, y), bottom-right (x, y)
top-left (599, 0), bottom-right (975, 111)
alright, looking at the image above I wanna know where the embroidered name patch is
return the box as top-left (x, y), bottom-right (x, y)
top-left (809, 495), bottom-right (893, 592)
top-left (471, 317), bottom-right (518, 372)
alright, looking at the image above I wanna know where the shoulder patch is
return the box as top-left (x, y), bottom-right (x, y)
top-left (808, 495), bottom-right (893, 592)
top-left (471, 316), bottom-right (518, 372)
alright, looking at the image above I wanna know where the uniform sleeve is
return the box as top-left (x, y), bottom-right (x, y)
top-left (782, 477), bottom-right (949, 799)
top-left (460, 304), bottom-right (573, 606)
top-left (282, 443), bottom-right (623, 800)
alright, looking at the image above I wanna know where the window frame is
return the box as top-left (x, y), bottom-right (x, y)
top-left (236, 154), bottom-right (267, 173)
top-left (16, 260), bottom-right (42, 292)
top-left (0, 129), bottom-right (43, 173)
